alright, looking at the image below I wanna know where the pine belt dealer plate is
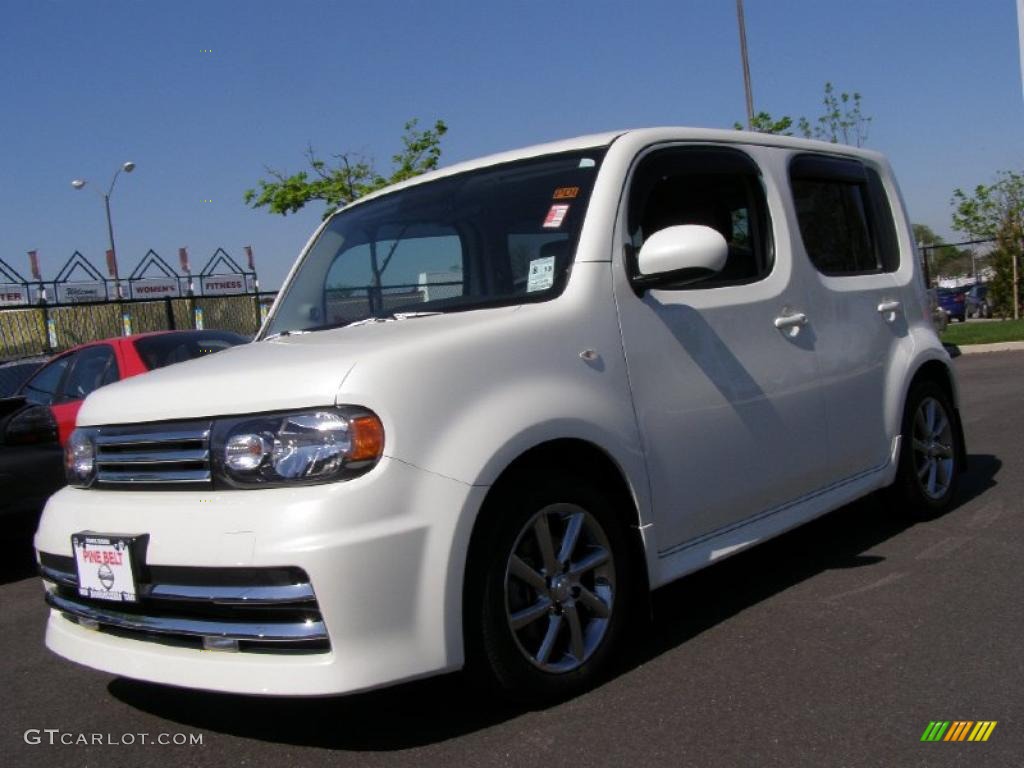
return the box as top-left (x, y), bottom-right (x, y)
top-left (71, 533), bottom-right (138, 602)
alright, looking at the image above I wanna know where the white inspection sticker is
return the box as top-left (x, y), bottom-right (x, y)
top-left (527, 255), bottom-right (556, 292)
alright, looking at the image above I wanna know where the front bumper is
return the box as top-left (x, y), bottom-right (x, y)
top-left (35, 456), bottom-right (486, 696)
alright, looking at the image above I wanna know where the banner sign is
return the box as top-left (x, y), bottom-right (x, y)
top-left (201, 274), bottom-right (246, 295)
top-left (106, 249), bottom-right (120, 280)
top-left (27, 250), bottom-right (41, 280)
top-left (0, 283), bottom-right (29, 306)
top-left (129, 278), bottom-right (181, 299)
top-left (57, 282), bottom-right (107, 303)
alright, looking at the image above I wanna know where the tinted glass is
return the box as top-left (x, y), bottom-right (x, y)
top-left (790, 155), bottom-right (899, 275)
top-left (0, 359), bottom-right (46, 398)
top-left (21, 355), bottom-right (71, 405)
top-left (866, 168), bottom-right (900, 272)
top-left (134, 331), bottom-right (247, 371)
top-left (61, 345), bottom-right (118, 401)
top-left (628, 147), bottom-right (773, 287)
top-left (264, 149), bottom-right (605, 336)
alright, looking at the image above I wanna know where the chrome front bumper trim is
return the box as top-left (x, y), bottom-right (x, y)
top-left (45, 591), bottom-right (329, 643)
top-left (39, 563), bottom-right (317, 605)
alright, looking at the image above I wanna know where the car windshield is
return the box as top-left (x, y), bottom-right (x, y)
top-left (262, 149), bottom-right (605, 337)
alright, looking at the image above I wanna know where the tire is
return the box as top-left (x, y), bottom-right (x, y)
top-left (464, 476), bottom-right (635, 704)
top-left (891, 380), bottom-right (962, 520)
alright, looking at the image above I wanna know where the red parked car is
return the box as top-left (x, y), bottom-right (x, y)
top-left (17, 330), bottom-right (248, 444)
top-left (1, 330), bottom-right (247, 519)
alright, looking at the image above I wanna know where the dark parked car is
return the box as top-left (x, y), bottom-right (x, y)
top-left (966, 283), bottom-right (991, 318)
top-left (936, 287), bottom-right (967, 323)
top-left (0, 355), bottom-right (48, 398)
top-left (0, 330), bottom-right (247, 519)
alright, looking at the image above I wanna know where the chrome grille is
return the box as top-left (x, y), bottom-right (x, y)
top-left (95, 423), bottom-right (212, 485)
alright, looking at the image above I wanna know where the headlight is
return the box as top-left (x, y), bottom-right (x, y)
top-left (213, 407), bottom-right (384, 488)
top-left (66, 428), bottom-right (98, 487)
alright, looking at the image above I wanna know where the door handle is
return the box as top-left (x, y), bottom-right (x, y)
top-left (774, 312), bottom-right (808, 330)
top-left (774, 312), bottom-right (808, 337)
top-left (877, 300), bottom-right (901, 322)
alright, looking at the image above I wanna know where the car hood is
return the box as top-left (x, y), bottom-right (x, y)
top-left (77, 308), bottom-right (519, 426)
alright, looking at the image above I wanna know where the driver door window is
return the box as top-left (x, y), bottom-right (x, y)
top-left (60, 345), bottom-right (118, 401)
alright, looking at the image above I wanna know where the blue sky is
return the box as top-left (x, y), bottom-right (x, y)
top-left (2, 0), bottom-right (1022, 290)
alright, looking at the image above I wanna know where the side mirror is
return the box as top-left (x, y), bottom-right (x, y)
top-left (635, 225), bottom-right (728, 288)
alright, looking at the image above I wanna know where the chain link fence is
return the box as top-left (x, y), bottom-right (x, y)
top-left (0, 293), bottom-right (276, 363)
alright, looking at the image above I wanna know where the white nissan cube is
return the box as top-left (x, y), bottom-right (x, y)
top-left (36, 128), bottom-right (965, 702)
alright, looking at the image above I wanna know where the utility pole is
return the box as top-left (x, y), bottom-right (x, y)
top-left (736, 0), bottom-right (755, 129)
top-left (1018, 0), bottom-right (1024, 103)
top-left (1015, 235), bottom-right (1020, 320)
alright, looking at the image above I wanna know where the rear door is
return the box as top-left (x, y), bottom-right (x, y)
top-left (787, 154), bottom-right (905, 479)
top-left (614, 145), bottom-right (831, 550)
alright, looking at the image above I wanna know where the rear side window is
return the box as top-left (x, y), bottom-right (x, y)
top-left (789, 155), bottom-right (900, 275)
top-left (134, 331), bottom-right (246, 371)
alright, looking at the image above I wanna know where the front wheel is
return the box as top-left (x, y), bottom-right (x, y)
top-left (891, 381), bottom-right (962, 519)
top-left (465, 479), bottom-right (635, 703)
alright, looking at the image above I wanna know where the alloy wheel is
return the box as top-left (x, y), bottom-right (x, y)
top-left (503, 503), bottom-right (616, 673)
top-left (912, 396), bottom-right (955, 500)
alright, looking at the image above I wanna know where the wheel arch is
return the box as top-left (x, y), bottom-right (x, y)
top-left (893, 354), bottom-right (967, 472)
top-left (461, 437), bottom-right (653, 657)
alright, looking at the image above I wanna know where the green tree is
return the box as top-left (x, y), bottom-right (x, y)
top-left (951, 171), bottom-right (1024, 317)
top-left (733, 111), bottom-right (795, 135)
top-left (243, 118), bottom-right (448, 219)
top-left (798, 83), bottom-right (871, 146)
top-left (735, 82), bottom-right (871, 146)
top-left (913, 223), bottom-right (973, 279)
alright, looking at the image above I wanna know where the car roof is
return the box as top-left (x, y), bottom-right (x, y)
top-left (340, 126), bottom-right (888, 213)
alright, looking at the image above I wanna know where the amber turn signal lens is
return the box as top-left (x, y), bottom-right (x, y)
top-left (349, 415), bottom-right (385, 461)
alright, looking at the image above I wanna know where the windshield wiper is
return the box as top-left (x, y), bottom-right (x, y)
top-left (262, 329), bottom-right (311, 342)
top-left (390, 311), bottom-right (444, 320)
top-left (267, 311), bottom-right (444, 338)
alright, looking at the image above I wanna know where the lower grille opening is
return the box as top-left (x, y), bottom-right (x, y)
top-left (40, 553), bottom-right (330, 654)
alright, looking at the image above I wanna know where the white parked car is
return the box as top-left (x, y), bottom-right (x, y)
top-left (36, 128), bottom-right (965, 703)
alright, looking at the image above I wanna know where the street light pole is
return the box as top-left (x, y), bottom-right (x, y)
top-left (103, 193), bottom-right (116, 267)
top-left (72, 161), bottom-right (135, 299)
top-left (736, 0), bottom-right (755, 130)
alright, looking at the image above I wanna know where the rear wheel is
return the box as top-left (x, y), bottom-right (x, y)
top-left (465, 478), bottom-right (634, 703)
top-left (891, 381), bottom-right (961, 519)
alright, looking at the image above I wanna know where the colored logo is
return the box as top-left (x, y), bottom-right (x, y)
top-left (921, 721), bottom-right (997, 742)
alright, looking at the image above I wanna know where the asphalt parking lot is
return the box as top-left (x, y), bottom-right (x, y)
top-left (2, 352), bottom-right (1021, 768)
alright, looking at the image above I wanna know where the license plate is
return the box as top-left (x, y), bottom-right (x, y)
top-left (72, 534), bottom-right (139, 603)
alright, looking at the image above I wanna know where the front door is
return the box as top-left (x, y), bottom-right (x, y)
top-left (614, 145), bottom-right (831, 551)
